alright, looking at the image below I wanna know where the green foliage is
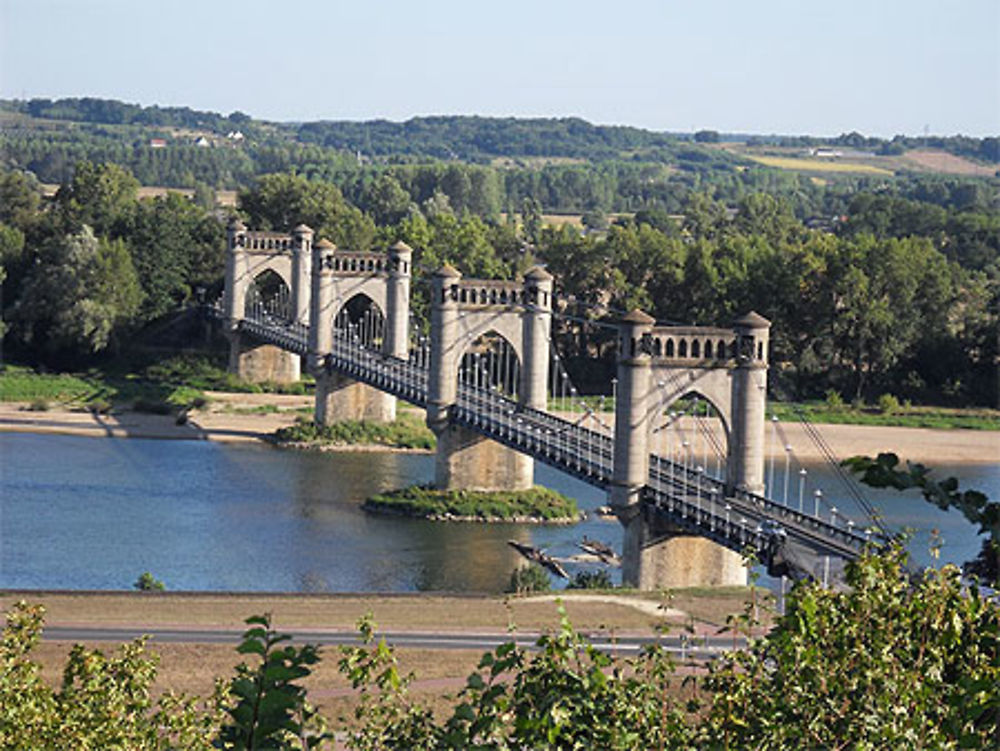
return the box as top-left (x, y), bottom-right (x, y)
top-left (134, 571), bottom-right (165, 591)
top-left (339, 608), bottom-right (693, 749)
top-left (0, 365), bottom-right (103, 403)
top-left (507, 563), bottom-right (552, 594)
top-left (337, 615), bottom-right (438, 750)
top-left (238, 172), bottom-right (375, 251)
top-left (843, 452), bottom-right (1000, 583)
top-left (217, 613), bottom-right (331, 750)
top-left (364, 485), bottom-right (578, 521)
top-left (877, 392), bottom-right (901, 414)
top-left (273, 415), bottom-right (435, 450)
top-left (10, 226), bottom-right (142, 359)
top-left (0, 601), bottom-right (224, 750)
top-left (567, 569), bottom-right (614, 590)
top-left (700, 545), bottom-right (1000, 748)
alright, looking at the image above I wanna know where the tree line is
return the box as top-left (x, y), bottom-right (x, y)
top-left (1, 163), bottom-right (996, 406)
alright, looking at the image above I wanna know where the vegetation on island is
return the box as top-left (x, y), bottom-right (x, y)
top-left (272, 415), bottom-right (435, 451)
top-left (363, 484), bottom-right (579, 522)
top-left (4, 543), bottom-right (998, 748)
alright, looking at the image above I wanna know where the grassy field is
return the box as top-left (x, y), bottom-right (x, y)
top-left (769, 401), bottom-right (1000, 431)
top-left (743, 154), bottom-right (895, 175)
top-left (0, 355), bottom-right (311, 412)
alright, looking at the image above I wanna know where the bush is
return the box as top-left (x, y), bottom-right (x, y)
top-left (507, 563), bottom-right (551, 594)
top-left (26, 399), bottom-right (50, 411)
top-left (877, 392), bottom-right (901, 414)
top-left (133, 572), bottom-right (165, 591)
top-left (567, 569), bottom-right (614, 589)
top-left (273, 416), bottom-right (435, 450)
top-left (700, 545), bottom-right (1000, 748)
top-left (365, 484), bottom-right (578, 521)
top-left (824, 389), bottom-right (845, 411)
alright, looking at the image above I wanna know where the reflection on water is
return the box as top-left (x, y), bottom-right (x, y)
top-left (1, 433), bottom-right (996, 592)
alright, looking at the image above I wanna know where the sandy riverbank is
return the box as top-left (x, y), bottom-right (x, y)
top-left (1, 394), bottom-right (997, 464)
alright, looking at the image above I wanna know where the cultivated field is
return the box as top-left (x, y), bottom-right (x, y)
top-left (901, 149), bottom-right (997, 176)
top-left (742, 154), bottom-right (895, 175)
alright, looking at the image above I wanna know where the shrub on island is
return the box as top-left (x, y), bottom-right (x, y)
top-left (363, 484), bottom-right (579, 522)
top-left (271, 415), bottom-right (435, 450)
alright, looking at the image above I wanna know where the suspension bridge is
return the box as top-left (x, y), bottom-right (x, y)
top-left (219, 220), bottom-right (885, 589)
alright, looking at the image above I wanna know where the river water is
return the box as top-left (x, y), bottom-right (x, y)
top-left (1, 432), bottom-right (997, 592)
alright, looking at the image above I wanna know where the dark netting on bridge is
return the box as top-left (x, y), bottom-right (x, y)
top-left (651, 393), bottom-right (729, 484)
top-left (244, 269), bottom-right (290, 322)
top-left (459, 332), bottom-right (520, 400)
top-left (334, 296), bottom-right (385, 351)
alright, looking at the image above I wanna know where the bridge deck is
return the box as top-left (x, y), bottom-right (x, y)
top-left (236, 314), bottom-right (875, 573)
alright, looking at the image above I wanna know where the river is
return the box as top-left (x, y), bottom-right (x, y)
top-left (1, 433), bottom-right (997, 592)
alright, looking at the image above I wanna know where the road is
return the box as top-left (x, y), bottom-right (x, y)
top-left (42, 625), bottom-right (743, 660)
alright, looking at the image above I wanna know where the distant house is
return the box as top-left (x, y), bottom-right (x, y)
top-left (226, 131), bottom-right (245, 142)
top-left (149, 138), bottom-right (167, 149)
top-left (195, 136), bottom-right (210, 147)
top-left (808, 148), bottom-right (843, 158)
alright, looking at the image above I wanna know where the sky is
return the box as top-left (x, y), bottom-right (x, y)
top-left (1, 0), bottom-right (997, 138)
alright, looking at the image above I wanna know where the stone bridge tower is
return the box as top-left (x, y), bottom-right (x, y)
top-left (611, 309), bottom-right (771, 589)
top-left (427, 264), bottom-right (553, 491)
top-left (308, 239), bottom-right (413, 424)
top-left (223, 219), bottom-right (313, 383)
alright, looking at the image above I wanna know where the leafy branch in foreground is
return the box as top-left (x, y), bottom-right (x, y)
top-left (843, 452), bottom-right (999, 583)
top-left (700, 544), bottom-right (1000, 749)
top-left (0, 601), bottom-right (224, 750)
top-left (217, 613), bottom-right (331, 750)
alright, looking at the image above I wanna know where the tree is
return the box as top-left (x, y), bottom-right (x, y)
top-left (55, 161), bottom-right (139, 236)
top-left (844, 452), bottom-right (1000, 584)
top-left (362, 173), bottom-right (412, 225)
top-left (11, 226), bottom-right (142, 359)
top-left (701, 545), bottom-right (999, 748)
top-left (694, 129), bottom-right (720, 143)
top-left (521, 196), bottom-right (543, 244)
top-left (238, 172), bottom-right (375, 250)
top-left (0, 601), bottom-right (224, 750)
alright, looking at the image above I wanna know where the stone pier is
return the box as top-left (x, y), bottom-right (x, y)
top-left (426, 265), bottom-right (552, 492)
top-left (612, 310), bottom-right (771, 589)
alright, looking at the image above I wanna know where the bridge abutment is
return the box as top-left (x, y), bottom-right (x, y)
top-left (229, 335), bottom-right (301, 384)
top-left (612, 309), bottom-right (771, 590)
top-left (427, 264), bottom-right (551, 492)
top-left (625, 518), bottom-right (747, 588)
top-left (434, 423), bottom-right (533, 490)
top-left (308, 240), bottom-right (412, 426)
top-left (315, 372), bottom-right (395, 423)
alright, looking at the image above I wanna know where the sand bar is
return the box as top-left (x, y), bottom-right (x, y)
top-left (1, 397), bottom-right (997, 464)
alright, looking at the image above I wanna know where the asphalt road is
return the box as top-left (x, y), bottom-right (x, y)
top-left (42, 625), bottom-right (742, 660)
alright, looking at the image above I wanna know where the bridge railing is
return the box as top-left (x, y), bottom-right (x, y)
top-left (644, 457), bottom-right (876, 560)
top-left (452, 385), bottom-right (614, 486)
top-left (233, 309), bottom-right (874, 565)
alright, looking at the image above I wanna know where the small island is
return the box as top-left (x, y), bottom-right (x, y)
top-left (270, 415), bottom-right (435, 451)
top-left (363, 484), bottom-right (580, 523)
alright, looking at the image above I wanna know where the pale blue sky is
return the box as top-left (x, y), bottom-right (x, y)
top-left (1, 0), bottom-right (997, 137)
